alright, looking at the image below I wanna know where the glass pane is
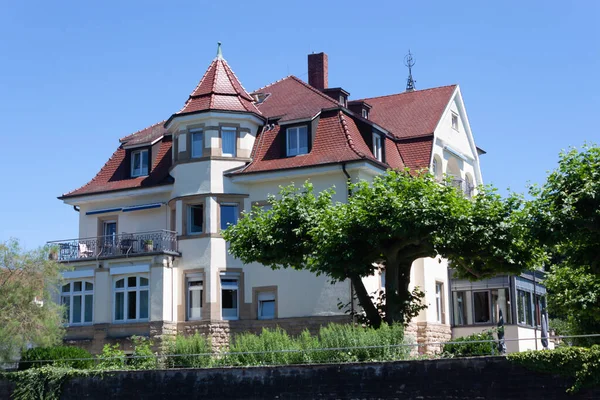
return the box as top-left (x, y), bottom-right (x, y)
top-left (85, 282), bottom-right (93, 291)
top-left (62, 284), bottom-right (70, 293)
top-left (492, 288), bottom-right (511, 324)
top-left (128, 291), bottom-right (137, 320)
top-left (140, 290), bottom-right (149, 319)
top-left (133, 152), bottom-right (140, 173)
top-left (192, 132), bottom-right (203, 158)
top-left (220, 204), bottom-right (238, 230)
top-left (222, 289), bottom-right (238, 318)
top-left (453, 292), bottom-right (467, 326)
top-left (72, 295), bottom-right (82, 324)
top-left (259, 300), bottom-right (275, 319)
top-left (190, 205), bottom-right (203, 233)
top-left (140, 277), bottom-right (148, 287)
top-left (287, 128), bottom-right (297, 156)
top-left (189, 280), bottom-right (203, 288)
top-left (473, 291), bottom-right (490, 323)
top-left (61, 296), bottom-right (70, 323)
top-left (298, 126), bottom-right (308, 154)
top-left (222, 129), bottom-right (236, 156)
top-left (115, 278), bottom-right (125, 289)
top-left (141, 150), bottom-right (149, 174)
top-left (84, 294), bottom-right (93, 322)
top-left (73, 281), bottom-right (82, 292)
top-left (189, 289), bottom-right (202, 319)
top-left (128, 276), bottom-right (137, 288)
top-left (115, 292), bottom-right (124, 320)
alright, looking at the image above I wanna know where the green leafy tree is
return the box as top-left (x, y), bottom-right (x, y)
top-left (224, 170), bottom-right (534, 327)
top-left (528, 145), bottom-right (600, 342)
top-left (0, 239), bottom-right (65, 363)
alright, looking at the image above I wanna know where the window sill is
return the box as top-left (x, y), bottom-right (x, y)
top-left (178, 233), bottom-right (222, 240)
top-left (112, 319), bottom-right (150, 325)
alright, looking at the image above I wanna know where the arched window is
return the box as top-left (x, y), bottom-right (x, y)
top-left (114, 275), bottom-right (149, 322)
top-left (465, 174), bottom-right (474, 198)
top-left (432, 156), bottom-right (443, 180)
top-left (61, 280), bottom-right (94, 325)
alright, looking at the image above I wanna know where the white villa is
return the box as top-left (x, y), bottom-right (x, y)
top-left (51, 45), bottom-right (549, 353)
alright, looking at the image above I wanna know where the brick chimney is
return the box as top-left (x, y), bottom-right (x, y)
top-left (308, 52), bottom-right (328, 90)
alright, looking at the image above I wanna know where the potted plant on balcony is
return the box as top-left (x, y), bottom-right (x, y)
top-left (48, 246), bottom-right (59, 261)
top-left (143, 239), bottom-right (153, 252)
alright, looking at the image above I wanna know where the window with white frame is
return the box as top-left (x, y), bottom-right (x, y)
top-left (221, 127), bottom-right (237, 157)
top-left (221, 276), bottom-right (239, 320)
top-left (131, 149), bottom-right (149, 177)
top-left (451, 113), bottom-right (459, 130)
top-left (61, 280), bottom-right (93, 325)
top-left (257, 292), bottom-right (275, 319)
top-left (191, 129), bottom-right (203, 158)
top-left (435, 282), bottom-right (444, 323)
top-left (372, 133), bottom-right (382, 162)
top-left (187, 274), bottom-right (203, 321)
top-left (114, 275), bottom-right (149, 322)
top-left (517, 289), bottom-right (533, 326)
top-left (362, 109), bottom-right (369, 119)
top-left (220, 203), bottom-right (239, 231)
top-left (188, 204), bottom-right (203, 234)
top-left (286, 126), bottom-right (308, 156)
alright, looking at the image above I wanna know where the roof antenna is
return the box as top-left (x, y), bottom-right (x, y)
top-left (404, 50), bottom-right (416, 92)
top-left (216, 41), bottom-right (223, 59)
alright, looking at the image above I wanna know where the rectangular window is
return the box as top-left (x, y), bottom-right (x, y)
top-left (113, 275), bottom-right (149, 322)
top-left (221, 277), bottom-right (239, 320)
top-left (362, 109), bottom-right (368, 119)
top-left (188, 204), bottom-right (203, 234)
top-left (187, 278), bottom-right (203, 321)
top-left (535, 295), bottom-right (545, 326)
top-left (517, 289), bottom-right (533, 326)
top-left (492, 288), bottom-right (512, 324)
top-left (257, 292), bottom-right (275, 320)
top-left (222, 127), bottom-right (237, 157)
top-left (191, 130), bottom-right (203, 158)
top-left (131, 149), bottom-right (149, 177)
top-left (452, 291), bottom-right (467, 326)
top-left (286, 126), bottom-right (308, 156)
top-left (220, 203), bottom-right (239, 231)
top-left (451, 113), bottom-right (459, 130)
top-left (61, 281), bottom-right (94, 325)
top-left (372, 133), bottom-right (382, 162)
top-left (435, 282), bottom-right (444, 324)
top-left (473, 291), bottom-right (491, 323)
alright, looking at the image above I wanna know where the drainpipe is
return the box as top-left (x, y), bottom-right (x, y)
top-left (533, 273), bottom-right (538, 350)
top-left (341, 162), bottom-right (355, 322)
top-left (73, 206), bottom-right (80, 212)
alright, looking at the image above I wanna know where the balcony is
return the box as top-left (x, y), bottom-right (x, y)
top-left (48, 230), bottom-right (179, 262)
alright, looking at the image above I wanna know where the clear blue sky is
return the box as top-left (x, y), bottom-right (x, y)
top-left (0, 0), bottom-right (598, 249)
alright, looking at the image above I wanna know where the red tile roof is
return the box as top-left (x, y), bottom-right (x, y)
top-left (60, 135), bottom-right (173, 199)
top-left (120, 121), bottom-right (167, 146)
top-left (253, 76), bottom-right (339, 122)
top-left (176, 57), bottom-right (262, 116)
top-left (362, 85), bottom-right (456, 139)
top-left (396, 136), bottom-right (434, 171)
top-left (236, 110), bottom-right (384, 174)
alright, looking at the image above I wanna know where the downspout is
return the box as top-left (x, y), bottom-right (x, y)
top-left (73, 206), bottom-right (80, 212)
top-left (533, 273), bottom-right (538, 350)
top-left (342, 162), bottom-right (355, 323)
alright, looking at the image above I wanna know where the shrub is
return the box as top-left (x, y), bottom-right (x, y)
top-left (95, 344), bottom-right (126, 370)
top-left (442, 330), bottom-right (496, 357)
top-left (165, 333), bottom-right (212, 368)
top-left (225, 327), bottom-right (304, 366)
top-left (129, 336), bottom-right (157, 370)
top-left (18, 346), bottom-right (94, 370)
top-left (508, 345), bottom-right (600, 393)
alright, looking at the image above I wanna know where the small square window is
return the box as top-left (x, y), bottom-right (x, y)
top-left (451, 113), bottom-right (459, 130)
top-left (286, 126), bottom-right (309, 156)
top-left (188, 204), bottom-right (204, 234)
top-left (258, 292), bottom-right (276, 320)
top-left (131, 149), bottom-right (149, 177)
top-left (191, 130), bottom-right (203, 158)
top-left (372, 133), bottom-right (383, 162)
top-left (220, 203), bottom-right (239, 231)
top-left (222, 128), bottom-right (237, 157)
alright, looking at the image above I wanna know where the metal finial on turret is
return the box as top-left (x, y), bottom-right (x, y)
top-left (216, 42), bottom-right (223, 59)
top-left (405, 50), bottom-right (416, 92)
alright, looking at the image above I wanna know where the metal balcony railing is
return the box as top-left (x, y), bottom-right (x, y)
top-left (47, 230), bottom-right (179, 262)
top-left (449, 178), bottom-right (475, 198)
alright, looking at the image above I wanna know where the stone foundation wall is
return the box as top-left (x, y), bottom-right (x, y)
top-left (416, 321), bottom-right (452, 354)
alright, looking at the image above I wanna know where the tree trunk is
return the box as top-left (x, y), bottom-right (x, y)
top-left (384, 258), bottom-right (413, 325)
top-left (351, 275), bottom-right (382, 329)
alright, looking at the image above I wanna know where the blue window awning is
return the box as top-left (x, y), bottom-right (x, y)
top-left (121, 203), bottom-right (164, 213)
top-left (86, 207), bottom-right (123, 215)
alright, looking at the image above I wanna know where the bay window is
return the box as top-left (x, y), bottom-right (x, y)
top-left (114, 275), bottom-right (149, 322)
top-left (61, 280), bottom-right (93, 325)
top-left (222, 127), bottom-right (237, 157)
top-left (188, 204), bottom-right (204, 234)
top-left (191, 129), bottom-right (203, 158)
top-left (220, 203), bottom-right (239, 230)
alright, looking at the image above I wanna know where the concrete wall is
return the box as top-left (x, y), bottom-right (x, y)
top-left (452, 324), bottom-right (555, 353)
top-left (2, 357), bottom-right (597, 400)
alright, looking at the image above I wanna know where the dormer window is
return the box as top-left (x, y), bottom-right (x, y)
top-left (372, 133), bottom-right (383, 162)
top-left (131, 149), bottom-right (149, 177)
top-left (362, 109), bottom-right (369, 119)
top-left (286, 126), bottom-right (308, 156)
top-left (222, 127), bottom-right (237, 157)
top-left (191, 129), bottom-right (203, 158)
top-left (452, 112), bottom-right (459, 130)
top-left (339, 95), bottom-right (347, 107)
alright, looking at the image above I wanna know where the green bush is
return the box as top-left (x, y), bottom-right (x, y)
top-left (442, 330), bottom-right (496, 357)
top-left (95, 344), bottom-right (126, 370)
top-left (129, 336), bottom-right (157, 370)
top-left (225, 327), bottom-right (304, 366)
top-left (19, 346), bottom-right (94, 370)
top-left (508, 345), bottom-right (600, 393)
top-left (165, 333), bottom-right (212, 368)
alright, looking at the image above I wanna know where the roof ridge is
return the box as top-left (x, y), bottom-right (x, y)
top-left (338, 111), bottom-right (366, 159)
top-left (358, 84), bottom-right (457, 102)
top-left (119, 120), bottom-right (166, 142)
top-left (189, 59), bottom-right (217, 99)
top-left (288, 76), bottom-right (340, 106)
top-left (251, 75), bottom-right (293, 93)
